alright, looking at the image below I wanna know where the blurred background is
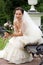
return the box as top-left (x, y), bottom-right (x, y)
top-left (0, 0), bottom-right (43, 26)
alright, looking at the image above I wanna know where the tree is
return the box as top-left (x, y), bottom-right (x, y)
top-left (0, 0), bottom-right (5, 25)
top-left (0, 0), bottom-right (11, 25)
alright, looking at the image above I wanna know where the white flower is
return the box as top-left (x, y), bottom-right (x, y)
top-left (9, 25), bottom-right (12, 27)
top-left (11, 27), bottom-right (13, 29)
top-left (4, 22), bottom-right (9, 27)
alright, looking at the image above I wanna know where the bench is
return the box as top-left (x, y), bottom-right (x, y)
top-left (24, 43), bottom-right (43, 65)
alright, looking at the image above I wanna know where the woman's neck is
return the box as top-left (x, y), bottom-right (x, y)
top-left (17, 18), bottom-right (22, 23)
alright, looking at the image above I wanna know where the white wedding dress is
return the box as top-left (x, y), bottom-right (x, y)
top-left (0, 11), bottom-right (42, 64)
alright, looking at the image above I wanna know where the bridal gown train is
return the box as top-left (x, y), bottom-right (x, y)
top-left (0, 36), bottom-right (34, 64)
top-left (0, 11), bottom-right (42, 64)
top-left (0, 23), bottom-right (42, 64)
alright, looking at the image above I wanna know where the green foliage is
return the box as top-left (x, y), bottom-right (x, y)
top-left (41, 16), bottom-right (43, 24)
top-left (0, 0), bottom-right (10, 25)
top-left (0, 37), bottom-right (9, 50)
top-left (0, 0), bottom-right (5, 25)
top-left (35, 0), bottom-right (43, 12)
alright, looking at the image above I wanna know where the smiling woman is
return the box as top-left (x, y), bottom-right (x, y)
top-left (0, 7), bottom-right (42, 64)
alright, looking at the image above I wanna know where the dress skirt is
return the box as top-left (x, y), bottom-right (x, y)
top-left (0, 36), bottom-right (33, 64)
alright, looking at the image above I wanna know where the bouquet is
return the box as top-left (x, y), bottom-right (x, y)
top-left (4, 21), bottom-right (14, 34)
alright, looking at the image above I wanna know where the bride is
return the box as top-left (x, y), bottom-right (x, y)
top-left (0, 7), bottom-right (42, 64)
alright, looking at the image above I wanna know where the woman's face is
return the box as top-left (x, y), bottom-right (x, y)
top-left (15, 10), bottom-right (23, 20)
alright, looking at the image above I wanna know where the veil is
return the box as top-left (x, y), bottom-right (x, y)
top-left (22, 11), bottom-right (42, 35)
top-left (13, 10), bottom-right (42, 43)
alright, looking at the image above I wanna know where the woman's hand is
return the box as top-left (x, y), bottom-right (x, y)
top-left (11, 31), bottom-right (23, 37)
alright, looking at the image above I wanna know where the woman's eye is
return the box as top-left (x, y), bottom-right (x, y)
top-left (16, 13), bottom-right (18, 15)
top-left (19, 13), bottom-right (21, 15)
top-left (16, 13), bottom-right (21, 15)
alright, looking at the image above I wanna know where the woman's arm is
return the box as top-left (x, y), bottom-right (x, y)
top-left (12, 30), bottom-right (23, 37)
top-left (12, 23), bottom-right (23, 36)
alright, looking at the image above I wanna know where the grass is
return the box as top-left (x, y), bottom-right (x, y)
top-left (0, 37), bottom-right (9, 50)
